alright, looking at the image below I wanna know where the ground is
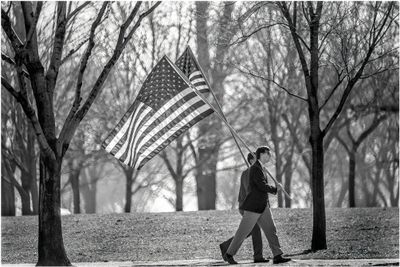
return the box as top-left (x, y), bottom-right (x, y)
top-left (1, 208), bottom-right (399, 264)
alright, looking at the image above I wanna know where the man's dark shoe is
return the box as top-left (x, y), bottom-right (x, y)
top-left (219, 243), bottom-right (228, 261)
top-left (224, 253), bottom-right (238, 264)
top-left (273, 254), bottom-right (291, 264)
top-left (254, 257), bottom-right (269, 263)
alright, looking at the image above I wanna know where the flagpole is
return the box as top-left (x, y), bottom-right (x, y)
top-left (186, 47), bottom-right (249, 168)
top-left (166, 56), bottom-right (292, 200)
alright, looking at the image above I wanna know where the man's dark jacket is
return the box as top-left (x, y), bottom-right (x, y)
top-left (239, 160), bottom-right (277, 213)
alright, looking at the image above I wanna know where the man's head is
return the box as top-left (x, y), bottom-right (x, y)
top-left (247, 152), bottom-right (255, 165)
top-left (255, 146), bottom-right (271, 164)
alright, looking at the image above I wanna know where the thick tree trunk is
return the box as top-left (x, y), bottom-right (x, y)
top-left (175, 178), bottom-right (183, 211)
top-left (82, 184), bottom-right (97, 214)
top-left (21, 175), bottom-right (32, 215)
top-left (348, 149), bottom-right (356, 207)
top-left (195, 1), bottom-right (232, 210)
top-left (310, 129), bottom-right (327, 251)
top-left (196, 146), bottom-right (218, 210)
top-left (2, 178), bottom-right (16, 216)
top-left (81, 169), bottom-right (97, 214)
top-left (37, 155), bottom-right (71, 266)
top-left (87, 183), bottom-right (97, 213)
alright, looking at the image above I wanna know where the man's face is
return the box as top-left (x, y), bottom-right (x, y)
top-left (249, 158), bottom-right (255, 165)
top-left (259, 152), bottom-right (271, 164)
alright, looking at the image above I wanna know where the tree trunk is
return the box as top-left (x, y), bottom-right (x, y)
top-left (196, 146), bottom-right (218, 210)
top-left (195, 1), bottom-right (233, 210)
top-left (70, 168), bottom-right (81, 214)
top-left (125, 173), bottom-right (133, 213)
top-left (31, 171), bottom-right (39, 214)
top-left (37, 155), bottom-right (71, 266)
top-left (2, 178), bottom-right (16, 216)
top-left (82, 184), bottom-right (97, 214)
top-left (310, 129), bottom-right (327, 250)
top-left (81, 168), bottom-right (97, 214)
top-left (27, 120), bottom-right (39, 214)
top-left (348, 148), bottom-right (356, 207)
top-left (336, 178), bottom-right (348, 208)
top-left (21, 173), bottom-right (32, 215)
top-left (284, 156), bottom-right (293, 208)
top-left (175, 178), bottom-right (183, 211)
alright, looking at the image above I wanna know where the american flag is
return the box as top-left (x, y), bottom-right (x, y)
top-left (102, 56), bottom-right (214, 169)
top-left (175, 46), bottom-right (211, 94)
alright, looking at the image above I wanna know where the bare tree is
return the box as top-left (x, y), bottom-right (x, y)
top-left (1, 1), bottom-right (160, 265)
top-left (275, 1), bottom-right (397, 250)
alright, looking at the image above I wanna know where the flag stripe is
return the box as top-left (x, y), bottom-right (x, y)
top-left (189, 71), bottom-right (202, 79)
top-left (111, 104), bottom-right (152, 159)
top-left (104, 102), bottom-right (146, 153)
top-left (118, 105), bottom-right (153, 163)
top-left (189, 75), bottom-right (204, 82)
top-left (131, 93), bottom-right (208, 165)
top-left (112, 109), bottom-right (153, 158)
top-left (102, 103), bottom-right (138, 149)
top-left (194, 84), bottom-right (209, 91)
top-left (134, 106), bottom-right (214, 168)
top-left (191, 78), bottom-right (207, 85)
top-left (199, 88), bottom-right (210, 93)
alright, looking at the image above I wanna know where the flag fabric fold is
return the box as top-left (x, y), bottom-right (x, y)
top-left (102, 55), bottom-right (213, 169)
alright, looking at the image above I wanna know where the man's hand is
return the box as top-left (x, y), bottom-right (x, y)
top-left (275, 182), bottom-right (283, 190)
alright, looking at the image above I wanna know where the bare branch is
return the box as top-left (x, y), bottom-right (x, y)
top-left (1, 76), bottom-right (56, 162)
top-left (319, 74), bottom-right (346, 111)
top-left (22, 2), bottom-right (43, 49)
top-left (354, 114), bottom-right (388, 147)
top-left (277, 1), bottom-right (311, 92)
top-left (122, 2), bottom-right (162, 48)
top-left (234, 64), bottom-right (308, 102)
top-left (335, 133), bottom-right (350, 153)
top-left (45, 2), bottom-right (67, 92)
top-left (230, 23), bottom-right (284, 46)
top-left (1, 8), bottom-right (23, 50)
top-left (63, 2), bottom-right (109, 131)
top-left (322, 3), bottom-right (395, 137)
top-left (59, 2), bottom-right (161, 152)
top-left (66, 2), bottom-right (90, 23)
top-left (60, 37), bottom-right (90, 65)
top-left (1, 53), bottom-right (30, 78)
top-left (160, 151), bottom-right (177, 180)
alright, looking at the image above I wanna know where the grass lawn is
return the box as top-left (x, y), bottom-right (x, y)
top-left (1, 208), bottom-right (399, 264)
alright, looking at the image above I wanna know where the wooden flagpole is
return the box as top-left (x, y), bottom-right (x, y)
top-left (186, 47), bottom-right (249, 167)
top-left (166, 55), bottom-right (292, 200)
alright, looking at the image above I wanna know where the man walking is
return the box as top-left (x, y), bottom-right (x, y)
top-left (219, 153), bottom-right (269, 263)
top-left (223, 146), bottom-right (291, 265)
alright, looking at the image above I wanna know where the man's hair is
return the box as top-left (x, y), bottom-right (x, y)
top-left (247, 153), bottom-right (255, 164)
top-left (255, 146), bottom-right (271, 160)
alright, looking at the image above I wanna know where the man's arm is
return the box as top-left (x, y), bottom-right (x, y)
top-left (250, 166), bottom-right (277, 194)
